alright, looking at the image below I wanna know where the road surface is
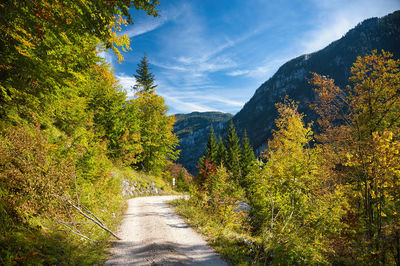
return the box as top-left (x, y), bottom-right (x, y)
top-left (105, 195), bottom-right (227, 265)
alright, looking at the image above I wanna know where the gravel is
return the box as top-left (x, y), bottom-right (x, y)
top-left (105, 195), bottom-right (227, 265)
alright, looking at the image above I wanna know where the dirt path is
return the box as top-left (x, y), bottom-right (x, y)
top-left (105, 195), bottom-right (227, 265)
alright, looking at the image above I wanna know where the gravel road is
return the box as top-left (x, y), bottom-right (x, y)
top-left (105, 195), bottom-right (227, 265)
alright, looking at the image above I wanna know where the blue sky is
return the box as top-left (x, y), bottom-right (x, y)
top-left (102, 0), bottom-right (400, 115)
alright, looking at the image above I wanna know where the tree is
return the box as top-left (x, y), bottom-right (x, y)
top-left (216, 136), bottom-right (226, 165)
top-left (240, 130), bottom-right (256, 187)
top-left (224, 121), bottom-right (241, 181)
top-left (246, 98), bottom-right (346, 264)
top-left (134, 91), bottom-right (179, 174)
top-left (204, 126), bottom-right (218, 163)
top-left (133, 54), bottom-right (157, 93)
top-left (0, 0), bottom-right (159, 122)
top-left (310, 50), bottom-right (400, 264)
top-left (198, 126), bottom-right (218, 168)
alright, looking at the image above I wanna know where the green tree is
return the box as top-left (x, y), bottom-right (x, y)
top-left (134, 91), bottom-right (179, 174)
top-left (205, 126), bottom-right (218, 163)
top-left (224, 121), bottom-right (241, 181)
top-left (216, 136), bottom-right (226, 165)
top-left (198, 126), bottom-right (218, 168)
top-left (133, 54), bottom-right (157, 93)
top-left (240, 130), bottom-right (256, 187)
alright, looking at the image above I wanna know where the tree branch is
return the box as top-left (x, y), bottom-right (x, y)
top-left (58, 195), bottom-right (121, 240)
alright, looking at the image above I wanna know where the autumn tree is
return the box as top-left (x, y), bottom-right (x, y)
top-left (246, 98), bottom-right (346, 264)
top-left (0, 0), bottom-right (159, 122)
top-left (310, 50), bottom-right (400, 264)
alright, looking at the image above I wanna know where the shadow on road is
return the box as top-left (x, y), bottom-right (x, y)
top-left (106, 241), bottom-right (225, 265)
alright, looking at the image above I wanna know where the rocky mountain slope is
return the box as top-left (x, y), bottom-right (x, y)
top-left (174, 112), bottom-right (233, 174)
top-left (233, 10), bottom-right (400, 154)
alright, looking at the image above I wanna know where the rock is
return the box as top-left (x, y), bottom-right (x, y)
top-left (234, 201), bottom-right (250, 212)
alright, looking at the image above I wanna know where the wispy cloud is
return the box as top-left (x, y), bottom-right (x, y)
top-left (126, 21), bottom-right (165, 38)
top-left (112, 0), bottom-right (400, 115)
top-left (125, 17), bottom-right (167, 38)
top-left (124, 4), bottom-right (188, 38)
top-left (159, 92), bottom-right (216, 113)
top-left (149, 2), bottom-right (265, 89)
top-left (227, 69), bottom-right (249, 77)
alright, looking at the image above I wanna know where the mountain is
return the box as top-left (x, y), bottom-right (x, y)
top-left (173, 11), bottom-right (400, 173)
top-left (174, 112), bottom-right (233, 174)
top-left (233, 10), bottom-right (400, 154)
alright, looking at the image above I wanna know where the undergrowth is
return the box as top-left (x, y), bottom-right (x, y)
top-left (170, 197), bottom-right (265, 265)
top-left (0, 166), bottom-right (172, 265)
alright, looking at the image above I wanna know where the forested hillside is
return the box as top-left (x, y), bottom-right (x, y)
top-left (0, 1), bottom-right (180, 264)
top-left (174, 111), bottom-right (232, 174)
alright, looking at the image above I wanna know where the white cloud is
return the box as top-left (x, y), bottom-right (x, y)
top-left (124, 4), bottom-right (187, 38)
top-left (98, 50), bottom-right (114, 66)
top-left (159, 93), bottom-right (215, 113)
top-left (227, 69), bottom-right (250, 76)
top-left (148, 2), bottom-right (264, 92)
top-left (125, 18), bottom-right (167, 38)
top-left (116, 74), bottom-right (136, 96)
top-left (157, 85), bottom-right (245, 114)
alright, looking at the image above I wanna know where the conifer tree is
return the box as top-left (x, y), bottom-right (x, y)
top-left (224, 121), bottom-right (241, 181)
top-left (198, 126), bottom-right (217, 171)
top-left (133, 53), bottom-right (157, 93)
top-left (204, 126), bottom-right (218, 164)
top-left (216, 136), bottom-right (226, 165)
top-left (240, 130), bottom-right (256, 185)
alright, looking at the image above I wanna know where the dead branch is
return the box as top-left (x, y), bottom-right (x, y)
top-left (281, 199), bottom-right (295, 233)
top-left (58, 195), bottom-right (121, 240)
top-left (50, 217), bottom-right (96, 242)
top-left (74, 175), bottom-right (80, 207)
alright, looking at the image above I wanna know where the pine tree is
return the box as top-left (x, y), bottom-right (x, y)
top-left (204, 126), bottom-right (218, 164)
top-left (216, 136), bottom-right (226, 165)
top-left (240, 130), bottom-right (256, 185)
top-left (133, 53), bottom-right (157, 93)
top-left (224, 121), bottom-right (241, 181)
top-left (198, 126), bottom-right (218, 171)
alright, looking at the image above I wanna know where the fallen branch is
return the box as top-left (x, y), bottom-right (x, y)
top-left (50, 217), bottom-right (96, 242)
top-left (58, 195), bottom-right (121, 240)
